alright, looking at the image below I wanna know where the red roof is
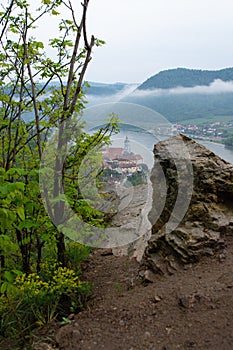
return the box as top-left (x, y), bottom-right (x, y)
top-left (102, 147), bottom-right (143, 163)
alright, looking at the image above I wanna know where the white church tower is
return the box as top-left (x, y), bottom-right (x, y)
top-left (123, 136), bottom-right (131, 154)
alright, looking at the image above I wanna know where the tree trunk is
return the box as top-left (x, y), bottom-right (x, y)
top-left (56, 232), bottom-right (67, 267)
top-left (16, 229), bottom-right (31, 275)
top-left (36, 239), bottom-right (45, 274)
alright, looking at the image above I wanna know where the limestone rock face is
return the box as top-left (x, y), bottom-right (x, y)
top-left (143, 134), bottom-right (233, 275)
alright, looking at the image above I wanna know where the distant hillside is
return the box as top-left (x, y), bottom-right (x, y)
top-left (123, 92), bottom-right (233, 122)
top-left (22, 71), bottom-right (233, 124)
top-left (86, 82), bottom-right (128, 96)
top-left (121, 67), bottom-right (233, 122)
top-left (85, 81), bottom-right (138, 108)
top-left (138, 67), bottom-right (233, 90)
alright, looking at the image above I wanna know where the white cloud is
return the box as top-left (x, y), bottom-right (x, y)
top-left (130, 79), bottom-right (233, 97)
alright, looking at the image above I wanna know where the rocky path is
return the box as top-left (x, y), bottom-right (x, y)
top-left (52, 236), bottom-right (233, 350)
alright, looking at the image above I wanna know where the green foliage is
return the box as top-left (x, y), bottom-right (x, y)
top-left (99, 168), bottom-right (122, 182)
top-left (0, 265), bottom-right (92, 337)
top-left (124, 172), bottom-right (147, 187)
top-left (0, 0), bottom-right (115, 344)
top-left (66, 242), bottom-right (91, 270)
top-left (224, 134), bottom-right (233, 147)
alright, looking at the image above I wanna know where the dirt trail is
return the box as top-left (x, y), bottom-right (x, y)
top-left (53, 236), bottom-right (233, 350)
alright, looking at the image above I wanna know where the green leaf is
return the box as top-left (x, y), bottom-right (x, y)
top-left (52, 9), bottom-right (59, 15)
top-left (9, 24), bottom-right (19, 34)
top-left (6, 168), bottom-right (26, 176)
top-left (17, 207), bottom-right (25, 221)
top-left (41, 233), bottom-right (51, 241)
top-left (14, 182), bottom-right (25, 191)
top-left (0, 208), bottom-right (9, 218)
top-left (0, 235), bottom-right (19, 254)
top-left (17, 220), bottom-right (37, 230)
top-left (1, 282), bottom-right (8, 294)
top-left (0, 168), bottom-right (5, 176)
top-left (35, 41), bottom-right (44, 49)
top-left (21, 236), bottom-right (32, 245)
top-left (4, 271), bottom-right (15, 283)
top-left (95, 39), bottom-right (106, 47)
top-left (12, 270), bottom-right (23, 275)
top-left (0, 184), bottom-right (10, 195)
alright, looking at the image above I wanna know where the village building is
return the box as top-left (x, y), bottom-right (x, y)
top-left (99, 136), bottom-right (149, 190)
top-left (102, 136), bottom-right (143, 169)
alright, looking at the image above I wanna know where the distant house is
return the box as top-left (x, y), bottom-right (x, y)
top-left (117, 152), bottom-right (143, 164)
top-left (102, 137), bottom-right (143, 165)
top-left (101, 137), bottom-right (146, 183)
top-left (102, 147), bottom-right (123, 161)
top-left (115, 159), bottom-right (139, 174)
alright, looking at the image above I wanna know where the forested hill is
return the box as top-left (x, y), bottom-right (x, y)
top-left (86, 82), bottom-right (128, 96)
top-left (138, 67), bottom-right (233, 90)
top-left (84, 71), bottom-right (233, 122)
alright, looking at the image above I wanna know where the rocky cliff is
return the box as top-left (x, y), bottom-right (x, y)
top-left (143, 134), bottom-right (233, 276)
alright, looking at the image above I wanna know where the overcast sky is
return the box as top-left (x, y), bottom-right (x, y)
top-left (81, 0), bottom-right (233, 84)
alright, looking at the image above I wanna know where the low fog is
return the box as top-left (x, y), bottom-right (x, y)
top-left (87, 84), bottom-right (138, 106)
top-left (86, 79), bottom-right (233, 107)
top-left (131, 79), bottom-right (233, 97)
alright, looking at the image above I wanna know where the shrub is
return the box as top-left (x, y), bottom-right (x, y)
top-left (0, 265), bottom-right (92, 339)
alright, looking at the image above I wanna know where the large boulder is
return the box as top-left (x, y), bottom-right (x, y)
top-left (143, 134), bottom-right (233, 275)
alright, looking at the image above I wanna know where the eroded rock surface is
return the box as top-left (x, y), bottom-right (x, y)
top-left (143, 134), bottom-right (233, 275)
top-left (111, 183), bottom-right (152, 260)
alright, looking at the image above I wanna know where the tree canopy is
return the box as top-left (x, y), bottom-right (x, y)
top-left (0, 0), bottom-right (118, 342)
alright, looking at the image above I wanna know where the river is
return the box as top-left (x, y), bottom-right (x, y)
top-left (110, 129), bottom-right (233, 167)
top-left (199, 140), bottom-right (233, 164)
